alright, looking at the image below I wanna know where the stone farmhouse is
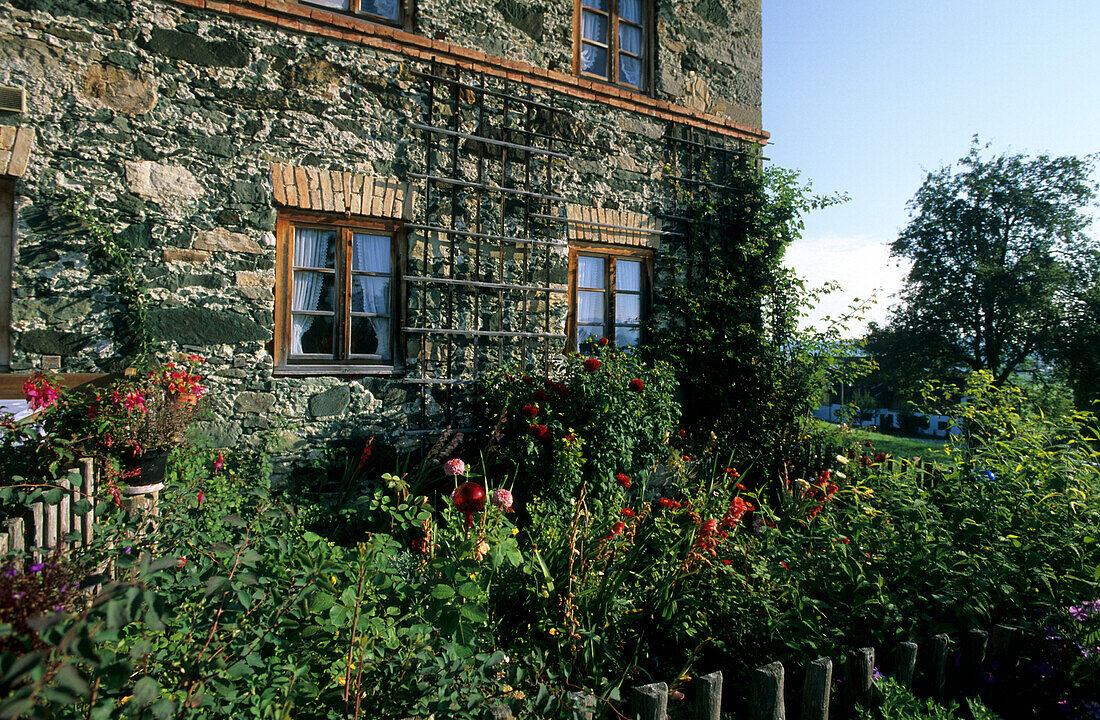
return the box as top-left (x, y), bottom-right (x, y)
top-left (0, 0), bottom-right (767, 447)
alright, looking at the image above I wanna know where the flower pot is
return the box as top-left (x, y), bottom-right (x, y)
top-left (120, 450), bottom-right (169, 495)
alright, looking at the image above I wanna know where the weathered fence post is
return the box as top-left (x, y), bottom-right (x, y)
top-left (81, 458), bottom-right (95, 546)
top-left (695, 671), bottom-right (722, 720)
top-left (30, 502), bottom-right (44, 561)
top-left (960, 629), bottom-right (988, 697)
top-left (925, 634), bottom-right (950, 703)
top-left (895, 641), bottom-right (918, 690)
top-left (567, 691), bottom-right (596, 720)
top-left (749, 662), bottom-right (785, 720)
top-left (845, 647), bottom-right (874, 714)
top-left (800, 657), bottom-right (832, 720)
top-left (4, 518), bottom-right (23, 555)
top-left (633, 682), bottom-right (667, 720)
top-left (59, 472), bottom-right (73, 550)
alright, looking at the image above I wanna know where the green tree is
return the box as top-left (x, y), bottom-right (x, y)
top-left (886, 139), bottom-right (1098, 385)
top-left (648, 159), bottom-right (863, 475)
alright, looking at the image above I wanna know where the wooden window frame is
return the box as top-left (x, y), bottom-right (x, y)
top-left (299, 0), bottom-right (414, 31)
top-left (566, 242), bottom-right (653, 351)
top-left (0, 177), bottom-right (13, 373)
top-left (572, 0), bottom-right (655, 94)
top-left (274, 210), bottom-right (406, 376)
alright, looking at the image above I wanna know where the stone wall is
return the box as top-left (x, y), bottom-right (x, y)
top-left (0, 0), bottom-right (763, 450)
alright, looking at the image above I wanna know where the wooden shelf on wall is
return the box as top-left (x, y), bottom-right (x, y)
top-left (0, 373), bottom-right (113, 400)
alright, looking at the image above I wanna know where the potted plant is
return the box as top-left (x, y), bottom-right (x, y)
top-left (38, 356), bottom-right (207, 494)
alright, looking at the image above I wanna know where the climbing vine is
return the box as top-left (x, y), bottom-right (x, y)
top-left (60, 194), bottom-right (155, 363)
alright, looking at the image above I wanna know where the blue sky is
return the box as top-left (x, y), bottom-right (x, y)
top-left (764, 1), bottom-right (1100, 334)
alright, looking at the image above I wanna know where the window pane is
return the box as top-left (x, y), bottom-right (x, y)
top-left (305, 0), bottom-right (349, 8)
top-left (360, 0), bottom-right (399, 20)
top-left (577, 290), bottom-right (605, 324)
top-left (616, 293), bottom-right (640, 324)
top-left (352, 233), bottom-right (391, 272)
top-left (577, 256), bottom-right (605, 288)
top-left (351, 317), bottom-right (392, 358)
top-left (619, 0), bottom-right (642, 24)
top-left (581, 10), bottom-right (608, 44)
top-left (578, 324), bottom-right (603, 345)
top-left (581, 0), bottom-right (608, 11)
top-left (351, 276), bottom-right (391, 315)
top-left (619, 23), bottom-right (642, 55)
top-left (294, 228), bottom-right (336, 269)
top-left (292, 270), bottom-right (335, 313)
top-left (616, 259), bottom-right (642, 292)
top-left (292, 314), bottom-right (334, 355)
top-left (580, 43), bottom-right (609, 77)
top-left (615, 325), bottom-right (640, 348)
top-left (619, 54), bottom-right (643, 88)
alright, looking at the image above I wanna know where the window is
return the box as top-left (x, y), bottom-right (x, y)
top-left (302, 0), bottom-right (406, 27)
top-left (0, 177), bottom-right (12, 372)
top-left (275, 213), bottom-right (403, 373)
top-left (575, 0), bottom-right (649, 91)
top-left (569, 246), bottom-right (650, 350)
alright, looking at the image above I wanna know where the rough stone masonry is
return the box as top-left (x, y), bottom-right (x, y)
top-left (0, 0), bottom-right (766, 450)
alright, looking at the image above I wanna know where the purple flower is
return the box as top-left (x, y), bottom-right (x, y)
top-left (872, 667), bottom-right (885, 682)
top-left (29, 563), bottom-right (45, 573)
top-left (5, 568), bottom-right (17, 578)
top-left (124, 547), bottom-right (132, 554)
top-left (52, 605), bottom-right (63, 612)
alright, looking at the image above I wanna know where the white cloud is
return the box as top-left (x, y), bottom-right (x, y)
top-left (783, 234), bottom-right (911, 335)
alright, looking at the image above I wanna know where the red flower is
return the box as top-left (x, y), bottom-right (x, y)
top-left (528, 424), bottom-right (551, 441)
top-left (615, 473), bottom-right (631, 489)
top-left (657, 498), bottom-right (681, 509)
top-left (611, 521), bottom-right (625, 535)
top-left (177, 556), bottom-right (188, 568)
top-left (549, 381), bottom-right (570, 397)
top-left (522, 404), bottom-right (539, 418)
top-left (864, 440), bottom-right (874, 448)
top-left (598, 337), bottom-right (609, 347)
top-left (532, 389), bottom-right (549, 403)
top-left (628, 378), bottom-right (644, 393)
top-left (780, 561), bottom-right (789, 571)
top-left (720, 496), bottom-right (751, 528)
top-left (699, 518), bottom-right (718, 537)
top-left (197, 490), bottom-right (205, 508)
top-left (721, 559), bottom-right (732, 566)
top-left (840, 538), bottom-right (851, 544)
top-left (583, 357), bottom-right (600, 373)
top-left (621, 508), bottom-right (636, 517)
top-left (677, 429), bottom-right (686, 438)
top-left (725, 467), bottom-right (740, 480)
top-left (818, 469), bottom-right (831, 484)
top-left (874, 453), bottom-right (887, 463)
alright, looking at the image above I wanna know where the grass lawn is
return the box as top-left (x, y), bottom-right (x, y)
top-left (812, 420), bottom-right (950, 462)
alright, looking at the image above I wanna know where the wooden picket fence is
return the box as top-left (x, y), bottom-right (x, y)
top-left (791, 441), bottom-right (949, 490)
top-left (0, 458), bottom-right (98, 561)
top-left (487, 625), bottom-right (1020, 720)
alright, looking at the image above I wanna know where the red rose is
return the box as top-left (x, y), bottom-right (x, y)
top-left (598, 337), bottom-right (609, 347)
top-left (615, 473), bottom-right (631, 488)
top-left (528, 424), bottom-right (551, 441)
top-left (874, 453), bottom-right (886, 463)
top-left (532, 389), bottom-right (549, 403)
top-left (629, 378), bottom-right (644, 393)
top-left (721, 559), bottom-right (732, 566)
top-left (522, 404), bottom-right (539, 418)
top-left (584, 358), bottom-right (600, 372)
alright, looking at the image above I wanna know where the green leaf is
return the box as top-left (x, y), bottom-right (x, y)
top-left (132, 676), bottom-right (160, 707)
top-left (431, 584), bottom-right (455, 600)
top-left (458, 583), bottom-right (481, 600)
top-left (459, 604), bottom-right (488, 623)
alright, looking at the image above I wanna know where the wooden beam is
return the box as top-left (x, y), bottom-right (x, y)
top-left (0, 373), bottom-right (113, 399)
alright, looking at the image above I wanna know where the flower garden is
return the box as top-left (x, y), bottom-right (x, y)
top-left (2, 348), bottom-right (1100, 719)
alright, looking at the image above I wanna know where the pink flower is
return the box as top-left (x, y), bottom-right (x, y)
top-left (492, 488), bottom-right (514, 511)
top-left (197, 490), bottom-right (205, 508)
top-left (214, 452), bottom-right (224, 471)
top-left (22, 372), bottom-right (60, 411)
top-left (444, 458), bottom-right (467, 476)
top-left (122, 391), bottom-right (147, 412)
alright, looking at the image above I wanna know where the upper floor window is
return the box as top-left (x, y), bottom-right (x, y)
top-left (304, 0), bottom-right (404, 26)
top-left (569, 246), bottom-right (650, 350)
top-left (275, 212), bottom-right (404, 374)
top-left (575, 0), bottom-right (649, 91)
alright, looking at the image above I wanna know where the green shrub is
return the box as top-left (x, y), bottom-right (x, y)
top-left (477, 346), bottom-right (679, 506)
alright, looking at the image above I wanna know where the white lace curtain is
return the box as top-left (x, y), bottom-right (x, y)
top-left (291, 229), bottom-right (331, 355)
top-left (580, 12), bottom-right (606, 76)
top-left (618, 0), bottom-right (644, 88)
top-left (353, 234), bottom-right (391, 358)
top-left (361, 0), bottom-right (399, 20)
